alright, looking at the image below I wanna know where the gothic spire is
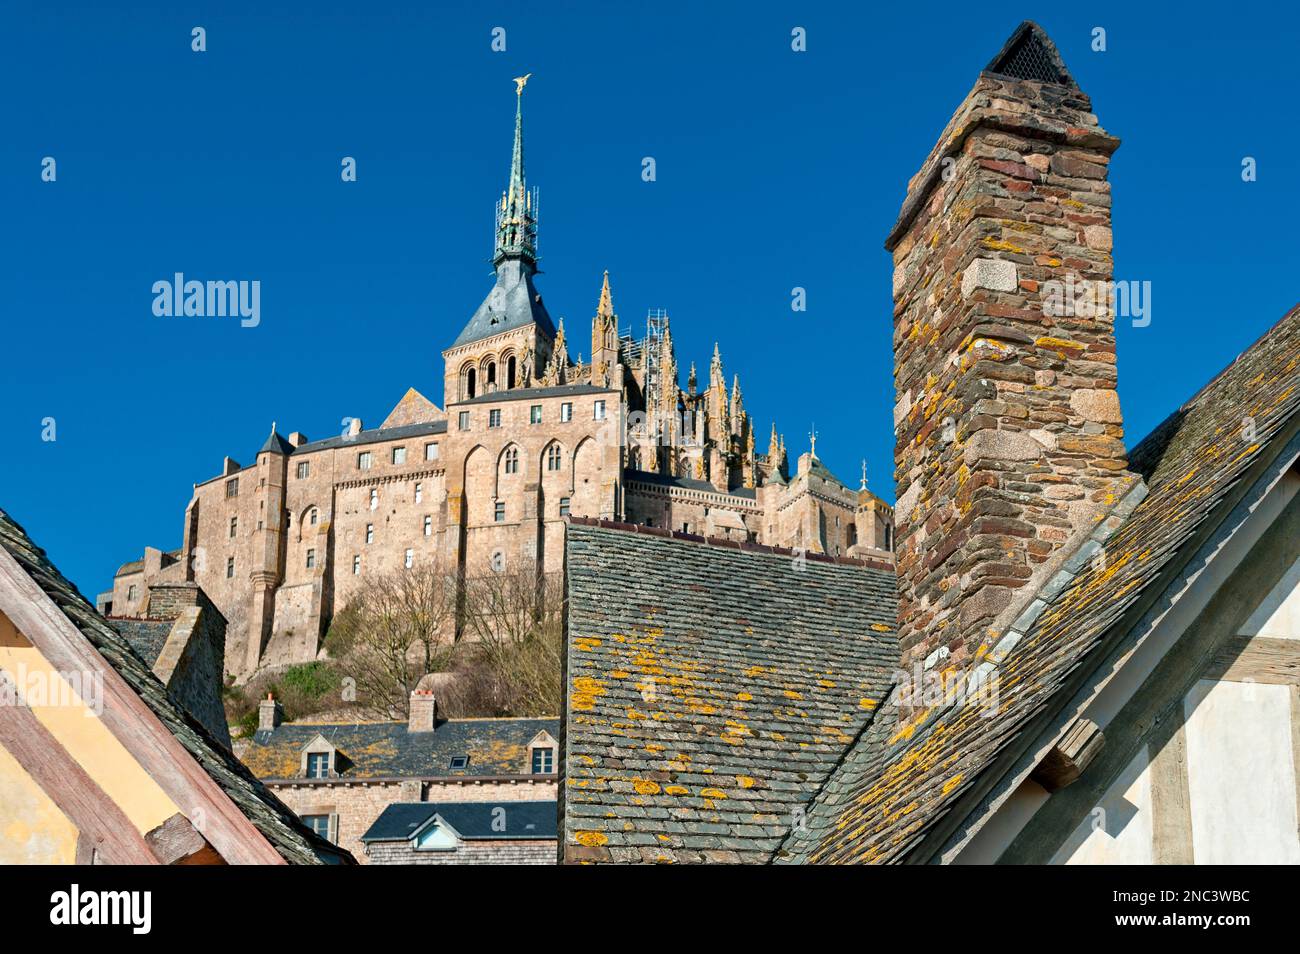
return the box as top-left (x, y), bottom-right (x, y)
top-left (596, 270), bottom-right (614, 319)
top-left (494, 74), bottom-right (538, 268)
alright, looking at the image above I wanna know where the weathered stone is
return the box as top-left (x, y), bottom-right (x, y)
top-left (961, 258), bottom-right (1019, 298)
top-left (1070, 387), bottom-right (1122, 423)
top-left (964, 429), bottom-right (1044, 463)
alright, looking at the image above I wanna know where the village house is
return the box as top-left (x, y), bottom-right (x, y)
top-left (559, 22), bottom-right (1300, 865)
top-left (237, 690), bottom-right (558, 863)
top-left (360, 800), bottom-right (556, 864)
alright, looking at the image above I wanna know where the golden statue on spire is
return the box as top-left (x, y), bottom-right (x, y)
top-left (513, 72), bottom-right (533, 95)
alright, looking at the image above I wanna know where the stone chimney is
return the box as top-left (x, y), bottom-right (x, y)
top-left (888, 23), bottom-right (1134, 678)
top-left (408, 690), bottom-right (437, 733)
top-left (258, 693), bottom-right (282, 731)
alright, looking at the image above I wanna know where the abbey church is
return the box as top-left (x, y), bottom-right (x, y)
top-left (99, 79), bottom-right (894, 680)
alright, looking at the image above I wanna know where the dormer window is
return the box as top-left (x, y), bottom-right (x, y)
top-left (306, 752), bottom-right (331, 778)
top-left (531, 747), bottom-right (554, 774)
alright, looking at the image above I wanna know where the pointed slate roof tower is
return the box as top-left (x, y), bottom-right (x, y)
top-left (451, 75), bottom-right (557, 348)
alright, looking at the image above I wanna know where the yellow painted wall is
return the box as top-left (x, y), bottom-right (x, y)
top-left (0, 640), bottom-right (179, 839)
top-left (0, 739), bottom-right (78, 864)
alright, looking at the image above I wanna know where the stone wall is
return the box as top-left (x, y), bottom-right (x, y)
top-left (366, 839), bottom-right (554, 865)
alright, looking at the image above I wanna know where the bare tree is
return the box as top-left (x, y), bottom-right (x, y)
top-left (324, 563), bottom-right (458, 718)
top-left (459, 560), bottom-right (564, 716)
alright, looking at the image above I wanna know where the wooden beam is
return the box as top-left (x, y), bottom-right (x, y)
top-left (1205, 635), bottom-right (1300, 685)
top-left (0, 696), bottom-right (158, 865)
top-left (0, 544), bottom-right (286, 865)
top-left (145, 812), bottom-right (227, 865)
top-left (1030, 718), bottom-right (1104, 793)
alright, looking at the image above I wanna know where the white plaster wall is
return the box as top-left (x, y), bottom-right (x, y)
top-left (1183, 678), bottom-right (1299, 864)
top-left (1240, 552), bottom-right (1300, 640)
top-left (1054, 747), bottom-right (1153, 864)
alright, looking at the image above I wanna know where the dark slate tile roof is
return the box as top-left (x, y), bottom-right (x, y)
top-left (562, 523), bottom-right (898, 863)
top-left (108, 618), bottom-right (173, 668)
top-left (0, 506), bottom-right (354, 865)
top-left (361, 800), bottom-right (558, 842)
top-left (290, 419), bottom-right (447, 455)
top-left (452, 258), bottom-right (557, 347)
top-left (452, 383), bottom-right (612, 406)
top-left (259, 428), bottom-right (294, 455)
top-left (244, 717), bottom-right (559, 780)
top-left (625, 469), bottom-right (758, 501)
top-left (785, 304), bottom-right (1300, 864)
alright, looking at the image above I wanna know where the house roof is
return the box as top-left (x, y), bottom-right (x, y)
top-left (782, 304), bottom-right (1300, 864)
top-left (625, 469), bottom-right (758, 501)
top-left (361, 800), bottom-right (558, 843)
top-left (0, 506), bottom-right (354, 865)
top-left (289, 419), bottom-right (447, 456)
top-left (244, 716), bottom-right (559, 780)
top-left (562, 522), bottom-right (898, 863)
top-left (259, 427), bottom-right (294, 456)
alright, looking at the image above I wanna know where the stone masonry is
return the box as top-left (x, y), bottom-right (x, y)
top-left (887, 23), bottom-right (1134, 678)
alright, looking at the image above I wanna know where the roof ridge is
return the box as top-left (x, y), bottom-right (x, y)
top-left (565, 515), bottom-right (894, 571)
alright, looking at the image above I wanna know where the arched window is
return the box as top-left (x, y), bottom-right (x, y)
top-left (546, 444), bottom-right (562, 471)
top-left (466, 367), bottom-right (477, 399)
top-left (884, 524), bottom-right (893, 551)
top-left (504, 446), bottom-right (519, 474)
top-left (485, 361), bottom-right (497, 391)
top-left (507, 356), bottom-right (517, 389)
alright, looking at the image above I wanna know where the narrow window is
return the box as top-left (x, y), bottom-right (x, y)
top-left (466, 367), bottom-right (476, 399)
top-left (369, 488), bottom-right (378, 511)
top-left (559, 497), bottom-right (571, 517)
top-left (458, 411), bottom-right (470, 431)
top-left (306, 548), bottom-right (316, 569)
top-left (425, 442), bottom-right (439, 461)
top-left (415, 481), bottom-right (423, 504)
top-left (127, 584), bottom-right (138, 601)
top-left (530, 404), bottom-right (542, 424)
top-left (594, 400), bottom-right (606, 421)
top-left (404, 548), bottom-right (414, 569)
top-left (490, 551), bottom-right (505, 572)
top-left (424, 515), bottom-right (433, 537)
top-left (309, 507), bottom-right (318, 526)
top-left (547, 444), bottom-right (562, 471)
top-left (358, 451), bottom-right (372, 470)
top-left (392, 446), bottom-right (407, 465)
top-left (226, 477), bottom-right (239, 497)
top-left (365, 524), bottom-right (374, 544)
top-left (226, 557), bottom-right (235, 579)
top-left (505, 446), bottom-right (519, 474)
top-left (489, 409), bottom-right (502, 428)
top-left (230, 516), bottom-right (238, 538)
top-left (494, 500), bottom-right (506, 522)
top-left (560, 402), bottom-right (573, 423)
top-left (352, 554), bottom-right (361, 575)
top-left (531, 748), bottom-right (554, 774)
top-left (507, 356), bottom-right (517, 389)
top-left (297, 461), bottom-right (310, 479)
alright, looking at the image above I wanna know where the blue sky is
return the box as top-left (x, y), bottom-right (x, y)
top-left (3, 2), bottom-right (1297, 598)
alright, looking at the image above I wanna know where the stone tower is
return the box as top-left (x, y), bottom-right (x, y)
top-left (590, 271), bottom-right (619, 388)
top-left (888, 22), bottom-right (1133, 676)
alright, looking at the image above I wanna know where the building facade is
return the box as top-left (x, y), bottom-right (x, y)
top-left (238, 692), bottom-right (558, 864)
top-left (99, 78), bottom-right (893, 681)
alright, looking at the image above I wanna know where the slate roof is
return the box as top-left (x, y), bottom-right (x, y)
top-left (289, 419), bottom-right (447, 456)
top-left (108, 617), bottom-right (173, 668)
top-left (361, 800), bottom-right (558, 842)
top-left (562, 522), bottom-right (898, 863)
top-left (453, 383), bottom-right (612, 406)
top-left (782, 304), bottom-right (1300, 864)
top-left (0, 506), bottom-right (353, 864)
top-left (259, 428), bottom-right (294, 455)
top-left (244, 717), bottom-right (559, 780)
top-left (452, 258), bottom-right (556, 348)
